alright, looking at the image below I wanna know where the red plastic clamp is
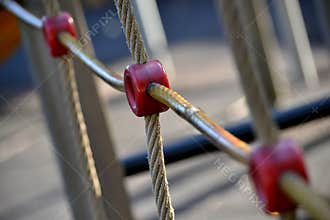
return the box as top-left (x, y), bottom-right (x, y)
top-left (124, 60), bottom-right (170, 117)
top-left (249, 139), bottom-right (308, 213)
top-left (42, 12), bottom-right (77, 57)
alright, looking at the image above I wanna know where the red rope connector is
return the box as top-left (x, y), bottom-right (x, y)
top-left (42, 12), bottom-right (76, 57)
top-left (124, 60), bottom-right (170, 117)
top-left (249, 139), bottom-right (308, 213)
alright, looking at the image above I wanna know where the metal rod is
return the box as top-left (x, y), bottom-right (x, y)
top-left (1, 0), bottom-right (42, 28)
top-left (122, 96), bottom-right (330, 176)
top-left (280, 172), bottom-right (330, 220)
top-left (58, 32), bottom-right (125, 92)
top-left (148, 83), bottom-right (251, 164)
top-left (0, 0), bottom-right (125, 92)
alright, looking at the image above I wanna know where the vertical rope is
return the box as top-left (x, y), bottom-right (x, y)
top-left (43, 1), bottom-right (105, 219)
top-left (219, 0), bottom-right (279, 145)
top-left (114, 0), bottom-right (175, 219)
top-left (62, 57), bottom-right (106, 220)
top-left (61, 57), bottom-right (102, 198)
top-left (235, 0), bottom-right (278, 107)
top-left (220, 0), bottom-right (294, 219)
top-left (44, 0), bottom-right (60, 16)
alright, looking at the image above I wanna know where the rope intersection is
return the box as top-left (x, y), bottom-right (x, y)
top-left (1, 0), bottom-right (330, 219)
top-left (42, 1), bottom-right (106, 219)
top-left (114, 0), bottom-right (175, 219)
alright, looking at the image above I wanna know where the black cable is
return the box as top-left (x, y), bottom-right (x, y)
top-left (122, 96), bottom-right (330, 176)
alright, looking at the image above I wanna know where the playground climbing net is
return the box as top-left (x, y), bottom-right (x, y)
top-left (1, 0), bottom-right (330, 219)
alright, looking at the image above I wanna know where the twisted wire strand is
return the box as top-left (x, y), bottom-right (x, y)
top-left (61, 57), bottom-right (102, 198)
top-left (61, 37), bottom-right (107, 220)
top-left (43, 1), bottom-right (105, 219)
top-left (114, 0), bottom-right (175, 219)
top-left (62, 56), bottom-right (106, 220)
top-left (116, 0), bottom-right (148, 63)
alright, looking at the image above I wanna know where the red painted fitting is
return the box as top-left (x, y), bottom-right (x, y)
top-left (124, 60), bottom-right (170, 117)
top-left (42, 12), bottom-right (77, 57)
top-left (249, 139), bottom-right (308, 213)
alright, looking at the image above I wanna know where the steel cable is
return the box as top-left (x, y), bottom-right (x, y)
top-left (113, 0), bottom-right (175, 219)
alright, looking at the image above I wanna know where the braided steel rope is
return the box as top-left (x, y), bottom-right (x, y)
top-left (60, 56), bottom-right (102, 198)
top-left (61, 56), bottom-right (107, 220)
top-left (43, 1), bottom-right (106, 219)
top-left (114, 0), bottom-right (175, 219)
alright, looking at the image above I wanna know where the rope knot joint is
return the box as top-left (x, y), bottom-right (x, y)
top-left (249, 139), bottom-right (308, 214)
top-left (42, 12), bottom-right (76, 57)
top-left (124, 59), bottom-right (170, 117)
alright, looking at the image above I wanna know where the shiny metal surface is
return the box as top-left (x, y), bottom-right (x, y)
top-left (1, 0), bottom-right (42, 29)
top-left (58, 32), bottom-right (125, 92)
top-left (147, 83), bottom-right (251, 164)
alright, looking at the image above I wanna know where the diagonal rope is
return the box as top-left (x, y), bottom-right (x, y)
top-left (44, 0), bottom-right (60, 16)
top-left (114, 0), bottom-right (175, 219)
top-left (61, 56), bottom-right (102, 198)
top-left (61, 56), bottom-right (107, 220)
top-left (220, 0), bottom-right (295, 219)
top-left (219, 0), bottom-right (279, 145)
top-left (43, 1), bottom-right (106, 219)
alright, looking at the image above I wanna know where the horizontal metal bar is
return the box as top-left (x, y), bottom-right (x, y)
top-left (1, 0), bottom-right (42, 29)
top-left (58, 33), bottom-right (125, 92)
top-left (1, 1), bottom-right (126, 92)
top-left (148, 83), bottom-right (251, 164)
top-left (122, 96), bottom-right (330, 176)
